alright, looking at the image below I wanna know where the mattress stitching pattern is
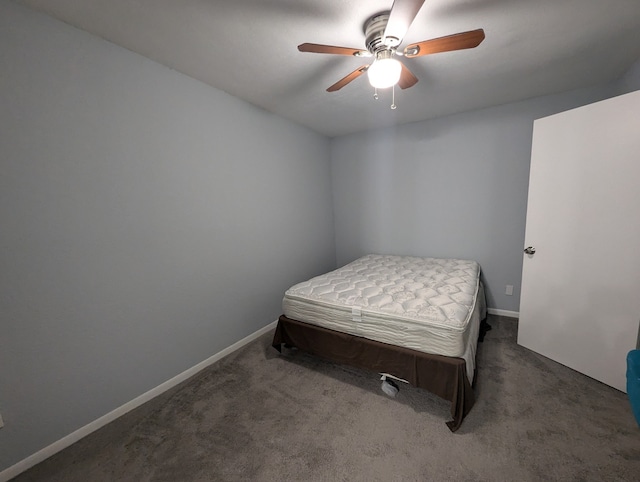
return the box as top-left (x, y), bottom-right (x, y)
top-left (285, 254), bottom-right (480, 332)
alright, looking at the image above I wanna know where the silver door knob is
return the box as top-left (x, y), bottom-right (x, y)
top-left (524, 246), bottom-right (536, 255)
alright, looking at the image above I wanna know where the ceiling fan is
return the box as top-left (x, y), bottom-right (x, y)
top-left (298, 0), bottom-right (485, 107)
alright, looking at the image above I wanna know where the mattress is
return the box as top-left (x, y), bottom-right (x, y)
top-left (283, 254), bottom-right (483, 379)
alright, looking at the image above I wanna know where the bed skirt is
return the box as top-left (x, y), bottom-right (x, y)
top-left (272, 315), bottom-right (475, 432)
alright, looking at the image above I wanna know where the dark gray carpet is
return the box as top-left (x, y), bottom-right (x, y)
top-left (14, 315), bottom-right (640, 481)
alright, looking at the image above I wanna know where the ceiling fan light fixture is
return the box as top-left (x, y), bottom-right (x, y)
top-left (298, 2), bottom-right (485, 96)
top-left (367, 55), bottom-right (401, 89)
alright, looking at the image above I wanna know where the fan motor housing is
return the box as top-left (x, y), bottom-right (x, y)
top-left (363, 12), bottom-right (391, 54)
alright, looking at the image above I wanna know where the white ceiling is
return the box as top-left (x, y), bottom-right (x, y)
top-left (17, 0), bottom-right (640, 137)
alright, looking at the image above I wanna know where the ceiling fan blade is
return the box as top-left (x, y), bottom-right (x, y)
top-left (327, 65), bottom-right (369, 92)
top-left (403, 29), bottom-right (485, 58)
top-left (298, 43), bottom-right (368, 56)
top-left (383, 0), bottom-right (426, 47)
top-left (398, 62), bottom-right (418, 90)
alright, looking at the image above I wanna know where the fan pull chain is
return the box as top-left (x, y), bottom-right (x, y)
top-left (391, 84), bottom-right (397, 110)
top-left (373, 87), bottom-right (379, 100)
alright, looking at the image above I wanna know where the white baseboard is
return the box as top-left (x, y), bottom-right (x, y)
top-left (487, 308), bottom-right (519, 319)
top-left (0, 320), bottom-right (278, 482)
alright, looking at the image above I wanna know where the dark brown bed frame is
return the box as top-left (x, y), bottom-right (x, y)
top-left (272, 314), bottom-right (477, 432)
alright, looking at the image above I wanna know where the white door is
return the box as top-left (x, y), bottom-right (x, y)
top-left (518, 90), bottom-right (640, 392)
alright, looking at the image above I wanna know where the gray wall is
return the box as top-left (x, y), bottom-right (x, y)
top-left (330, 85), bottom-right (617, 312)
top-left (0, 1), bottom-right (334, 471)
top-left (616, 57), bottom-right (640, 94)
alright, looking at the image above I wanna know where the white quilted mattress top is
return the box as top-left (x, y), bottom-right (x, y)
top-left (285, 254), bottom-right (480, 332)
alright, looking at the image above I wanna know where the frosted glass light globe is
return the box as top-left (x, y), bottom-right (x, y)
top-left (368, 58), bottom-right (402, 89)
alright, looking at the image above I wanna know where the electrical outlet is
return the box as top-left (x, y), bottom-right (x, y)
top-left (505, 285), bottom-right (514, 296)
